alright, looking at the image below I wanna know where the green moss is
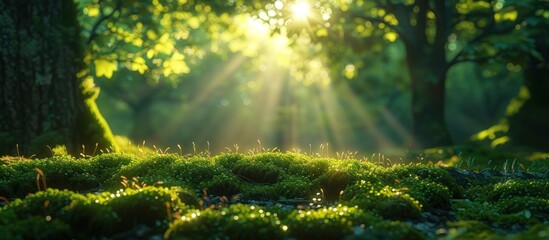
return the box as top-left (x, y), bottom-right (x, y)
top-left (442, 220), bottom-right (497, 240)
top-left (344, 183), bottom-right (422, 220)
top-left (34, 156), bottom-right (97, 191)
top-left (203, 173), bottom-right (242, 197)
top-left (388, 163), bottom-right (463, 198)
top-left (346, 221), bottom-right (425, 240)
top-left (463, 184), bottom-right (494, 202)
top-left (0, 156), bottom-right (97, 197)
top-left (1, 188), bottom-right (118, 237)
top-left (452, 199), bottom-right (539, 226)
top-left (76, 77), bottom-right (118, 155)
top-left (169, 156), bottom-right (226, 186)
top-left (284, 205), bottom-right (381, 239)
top-left (315, 169), bottom-right (354, 201)
top-left (6, 189), bottom-right (87, 217)
top-left (249, 152), bottom-right (298, 170)
top-left (508, 223), bottom-right (549, 240)
top-left (214, 153), bottom-right (245, 169)
top-left (498, 197), bottom-right (549, 215)
top-left (107, 187), bottom-right (187, 232)
top-left (90, 153), bottom-right (136, 183)
top-left (0, 151), bottom-right (547, 238)
top-left (111, 154), bottom-right (178, 187)
top-left (488, 179), bottom-right (549, 201)
top-left (232, 160), bottom-right (281, 184)
top-left (165, 204), bottom-right (285, 240)
top-left (0, 163), bottom-right (35, 197)
top-left (0, 214), bottom-right (72, 239)
top-left (287, 157), bottom-right (330, 179)
top-left (398, 178), bottom-right (452, 209)
top-left (274, 176), bottom-right (313, 199)
top-left (241, 184), bottom-right (278, 200)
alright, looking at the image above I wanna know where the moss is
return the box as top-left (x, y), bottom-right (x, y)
top-left (274, 176), bottom-right (313, 199)
top-left (0, 152), bottom-right (547, 238)
top-left (169, 156), bottom-right (226, 186)
top-left (315, 169), bottom-right (354, 201)
top-left (284, 205), bottom-right (381, 240)
top-left (215, 153), bottom-right (245, 169)
top-left (508, 223), bottom-right (549, 240)
top-left (34, 156), bottom-right (98, 191)
top-left (249, 152), bottom-right (299, 170)
top-left (287, 157), bottom-right (330, 180)
top-left (0, 163), bottom-right (35, 197)
top-left (464, 183), bottom-right (499, 203)
top-left (398, 178), bottom-right (452, 209)
top-left (107, 187), bottom-right (186, 233)
top-left (76, 77), bottom-right (118, 155)
top-left (498, 197), bottom-right (549, 215)
top-left (90, 153), bottom-right (136, 183)
top-left (346, 221), bottom-right (425, 240)
top-left (452, 199), bottom-right (538, 226)
top-left (0, 214), bottom-right (72, 239)
top-left (488, 179), bottom-right (549, 202)
top-left (232, 160), bottom-right (281, 184)
top-left (443, 220), bottom-right (497, 240)
top-left (344, 183), bottom-right (422, 220)
top-left (203, 173), bottom-right (242, 197)
top-left (165, 204), bottom-right (285, 240)
top-left (2, 188), bottom-right (118, 237)
top-left (111, 154), bottom-right (178, 187)
top-left (6, 189), bottom-right (88, 217)
top-left (388, 164), bottom-right (463, 198)
top-left (0, 156), bottom-right (97, 197)
top-left (241, 184), bottom-right (278, 200)
top-left (173, 187), bottom-right (200, 209)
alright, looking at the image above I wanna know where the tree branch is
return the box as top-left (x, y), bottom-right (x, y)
top-left (348, 12), bottom-right (401, 34)
top-left (86, 0), bottom-right (122, 45)
top-left (451, 50), bottom-right (506, 65)
top-left (447, 6), bottom-right (534, 68)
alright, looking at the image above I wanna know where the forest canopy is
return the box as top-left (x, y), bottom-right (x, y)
top-left (0, 0), bottom-right (547, 156)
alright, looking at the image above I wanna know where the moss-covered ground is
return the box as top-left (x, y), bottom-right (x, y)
top-left (0, 147), bottom-right (548, 239)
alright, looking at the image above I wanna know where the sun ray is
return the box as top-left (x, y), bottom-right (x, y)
top-left (291, 1), bottom-right (312, 21)
top-left (154, 54), bottom-right (248, 143)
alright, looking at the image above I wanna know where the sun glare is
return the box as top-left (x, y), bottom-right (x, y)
top-left (291, 1), bottom-right (311, 21)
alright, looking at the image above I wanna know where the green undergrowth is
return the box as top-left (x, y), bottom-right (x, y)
top-left (0, 152), bottom-right (548, 239)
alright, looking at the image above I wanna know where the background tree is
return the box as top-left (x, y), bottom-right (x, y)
top-left (255, 0), bottom-right (546, 148)
top-left (0, 0), bottom-right (116, 157)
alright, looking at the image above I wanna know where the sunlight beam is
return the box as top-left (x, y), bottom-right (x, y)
top-left (291, 1), bottom-right (311, 21)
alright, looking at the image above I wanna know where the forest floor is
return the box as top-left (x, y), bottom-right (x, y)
top-left (0, 145), bottom-right (548, 239)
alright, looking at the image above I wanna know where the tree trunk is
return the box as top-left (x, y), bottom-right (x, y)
top-left (405, 48), bottom-right (453, 148)
top-left (0, 0), bottom-right (116, 157)
top-left (507, 34), bottom-right (549, 150)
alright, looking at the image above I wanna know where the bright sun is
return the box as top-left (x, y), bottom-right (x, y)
top-left (291, 1), bottom-right (311, 21)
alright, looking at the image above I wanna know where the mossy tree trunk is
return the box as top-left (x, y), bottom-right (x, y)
top-left (0, 0), bottom-right (116, 157)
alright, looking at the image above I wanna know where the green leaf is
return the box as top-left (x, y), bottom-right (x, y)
top-left (94, 59), bottom-right (118, 79)
top-left (523, 210), bottom-right (531, 219)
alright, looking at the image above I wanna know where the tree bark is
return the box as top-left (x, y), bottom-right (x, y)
top-left (507, 34), bottom-right (549, 150)
top-left (0, 0), bottom-right (116, 157)
top-left (404, 46), bottom-right (453, 148)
